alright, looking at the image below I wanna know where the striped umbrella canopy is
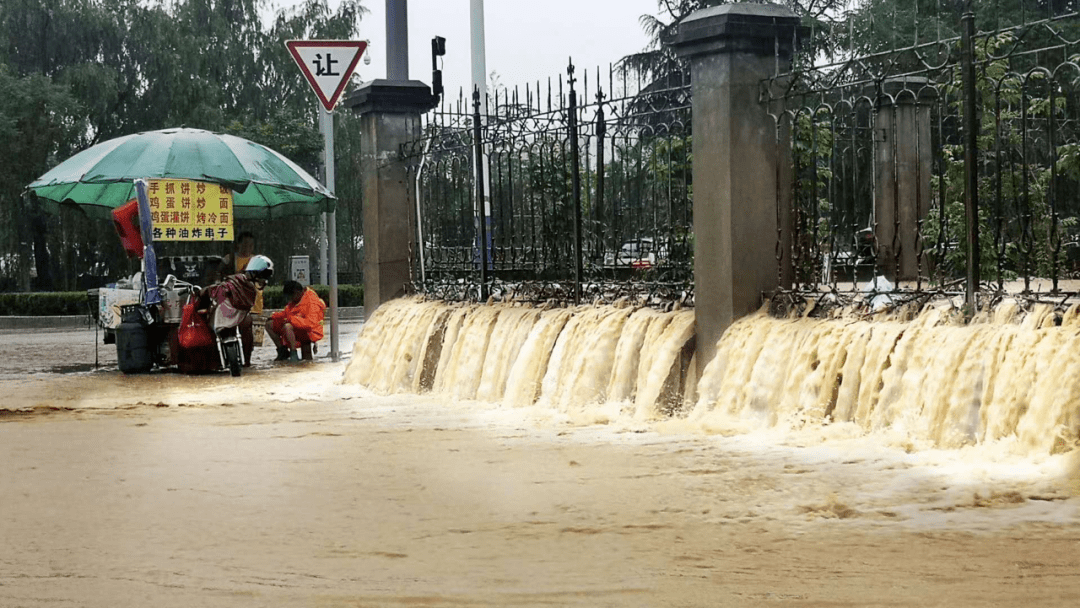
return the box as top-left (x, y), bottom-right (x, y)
top-left (27, 127), bottom-right (334, 219)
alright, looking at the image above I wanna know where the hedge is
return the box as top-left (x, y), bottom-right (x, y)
top-left (262, 284), bottom-right (364, 309)
top-left (0, 292), bottom-right (91, 316)
top-left (0, 284), bottom-right (363, 316)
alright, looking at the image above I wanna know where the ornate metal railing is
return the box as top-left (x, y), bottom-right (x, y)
top-left (402, 62), bottom-right (693, 307)
top-left (765, 3), bottom-right (1080, 313)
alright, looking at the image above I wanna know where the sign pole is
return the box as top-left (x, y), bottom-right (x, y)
top-left (320, 214), bottom-right (328, 285)
top-left (285, 39), bottom-right (367, 363)
top-left (320, 108), bottom-right (340, 362)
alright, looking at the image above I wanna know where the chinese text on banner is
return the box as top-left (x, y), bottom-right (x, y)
top-left (147, 179), bottom-right (234, 242)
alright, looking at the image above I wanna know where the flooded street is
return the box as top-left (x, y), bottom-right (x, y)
top-left (2, 323), bottom-right (1079, 607)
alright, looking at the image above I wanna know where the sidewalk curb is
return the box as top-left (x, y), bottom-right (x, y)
top-left (0, 307), bottom-right (365, 331)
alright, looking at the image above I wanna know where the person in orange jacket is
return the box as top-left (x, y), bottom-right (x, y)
top-left (267, 280), bottom-right (326, 362)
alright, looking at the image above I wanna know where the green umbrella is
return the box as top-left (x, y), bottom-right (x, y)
top-left (27, 127), bottom-right (335, 219)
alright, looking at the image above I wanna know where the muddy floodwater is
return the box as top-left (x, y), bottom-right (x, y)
top-left (2, 323), bottom-right (1079, 607)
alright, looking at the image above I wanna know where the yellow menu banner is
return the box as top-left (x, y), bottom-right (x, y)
top-left (147, 179), bottom-right (234, 242)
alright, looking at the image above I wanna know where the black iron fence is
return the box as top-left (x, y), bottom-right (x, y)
top-left (403, 62), bottom-right (693, 306)
top-left (767, 3), bottom-right (1080, 312)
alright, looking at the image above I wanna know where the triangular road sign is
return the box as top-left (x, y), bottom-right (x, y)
top-left (286, 40), bottom-right (368, 112)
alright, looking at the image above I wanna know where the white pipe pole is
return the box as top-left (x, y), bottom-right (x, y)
top-left (319, 214), bottom-right (328, 285)
top-left (320, 108), bottom-right (340, 362)
top-left (470, 0), bottom-right (491, 269)
top-left (470, 0), bottom-right (487, 116)
top-left (387, 0), bottom-right (409, 80)
top-left (416, 135), bottom-right (433, 285)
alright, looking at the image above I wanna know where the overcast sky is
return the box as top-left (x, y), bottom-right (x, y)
top-left (274, 0), bottom-right (663, 98)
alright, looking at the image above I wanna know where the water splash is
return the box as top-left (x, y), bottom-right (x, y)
top-left (692, 303), bottom-right (1080, 455)
top-left (344, 298), bottom-right (1079, 456)
top-left (343, 298), bottom-right (695, 417)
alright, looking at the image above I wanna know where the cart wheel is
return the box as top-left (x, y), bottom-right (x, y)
top-left (224, 341), bottom-right (242, 377)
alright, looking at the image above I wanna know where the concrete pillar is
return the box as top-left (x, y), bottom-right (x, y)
top-left (874, 77), bottom-right (934, 282)
top-left (343, 80), bottom-right (437, 320)
top-left (667, 3), bottom-right (803, 373)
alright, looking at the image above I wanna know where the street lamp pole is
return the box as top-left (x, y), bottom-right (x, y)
top-left (470, 0), bottom-right (491, 283)
top-left (387, 0), bottom-right (409, 80)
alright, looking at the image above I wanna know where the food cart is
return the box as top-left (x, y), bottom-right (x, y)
top-left (27, 127), bottom-right (337, 375)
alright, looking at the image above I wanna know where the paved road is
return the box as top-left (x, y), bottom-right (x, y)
top-left (1, 322), bottom-right (1079, 607)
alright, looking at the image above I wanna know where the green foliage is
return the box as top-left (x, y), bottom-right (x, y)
top-left (0, 0), bottom-right (371, 291)
top-left (0, 284), bottom-right (363, 315)
top-left (925, 32), bottom-right (1080, 283)
top-left (0, 291), bottom-right (92, 316)
top-left (262, 283), bottom-right (363, 309)
top-left (0, 63), bottom-right (84, 290)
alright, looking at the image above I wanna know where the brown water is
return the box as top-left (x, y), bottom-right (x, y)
top-left (2, 314), bottom-right (1080, 606)
top-left (345, 299), bottom-right (696, 422)
top-left (345, 298), bottom-right (1078, 458)
top-left (693, 302), bottom-right (1080, 456)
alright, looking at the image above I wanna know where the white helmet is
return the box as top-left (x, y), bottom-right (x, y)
top-left (244, 254), bottom-right (274, 281)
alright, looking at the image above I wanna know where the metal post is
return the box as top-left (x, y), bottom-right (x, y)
top-left (320, 108), bottom-right (340, 361)
top-left (319, 213), bottom-right (328, 285)
top-left (568, 62), bottom-right (583, 305)
top-left (470, 0), bottom-right (492, 279)
top-left (472, 88), bottom-right (488, 300)
top-left (386, 0), bottom-right (408, 80)
top-left (470, 0), bottom-right (487, 107)
top-left (134, 179), bottom-right (160, 305)
top-left (961, 4), bottom-right (980, 312)
top-left (595, 90), bottom-right (606, 255)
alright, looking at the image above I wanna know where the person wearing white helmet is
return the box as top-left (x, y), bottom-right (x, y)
top-left (201, 254), bottom-right (273, 366)
top-left (243, 254), bottom-right (274, 286)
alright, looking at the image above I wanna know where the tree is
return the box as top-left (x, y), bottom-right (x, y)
top-left (0, 64), bottom-right (83, 290)
top-left (0, 0), bottom-right (372, 290)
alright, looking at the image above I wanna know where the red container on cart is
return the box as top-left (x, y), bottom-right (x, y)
top-left (112, 198), bottom-right (144, 258)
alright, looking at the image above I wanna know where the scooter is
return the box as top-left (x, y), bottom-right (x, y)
top-left (207, 296), bottom-right (246, 377)
top-left (174, 276), bottom-right (249, 377)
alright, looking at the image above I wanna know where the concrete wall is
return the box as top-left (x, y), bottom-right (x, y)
top-left (875, 81), bottom-right (934, 281)
top-left (668, 3), bottom-right (802, 373)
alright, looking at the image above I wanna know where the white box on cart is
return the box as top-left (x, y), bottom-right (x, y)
top-left (97, 287), bottom-right (142, 330)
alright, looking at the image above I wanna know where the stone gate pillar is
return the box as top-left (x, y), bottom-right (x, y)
top-left (874, 77), bottom-right (934, 282)
top-left (667, 3), bottom-right (802, 373)
top-left (343, 80), bottom-right (436, 320)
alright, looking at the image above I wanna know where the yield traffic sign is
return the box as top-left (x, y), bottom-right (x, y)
top-left (286, 40), bottom-right (368, 112)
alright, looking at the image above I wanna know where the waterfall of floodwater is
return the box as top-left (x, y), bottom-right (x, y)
top-left (344, 297), bottom-right (1079, 456)
top-left (691, 302), bottom-right (1080, 455)
top-left (343, 298), bottom-right (697, 418)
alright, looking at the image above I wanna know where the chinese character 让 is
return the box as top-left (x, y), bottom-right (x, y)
top-left (315, 53), bottom-right (340, 76)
